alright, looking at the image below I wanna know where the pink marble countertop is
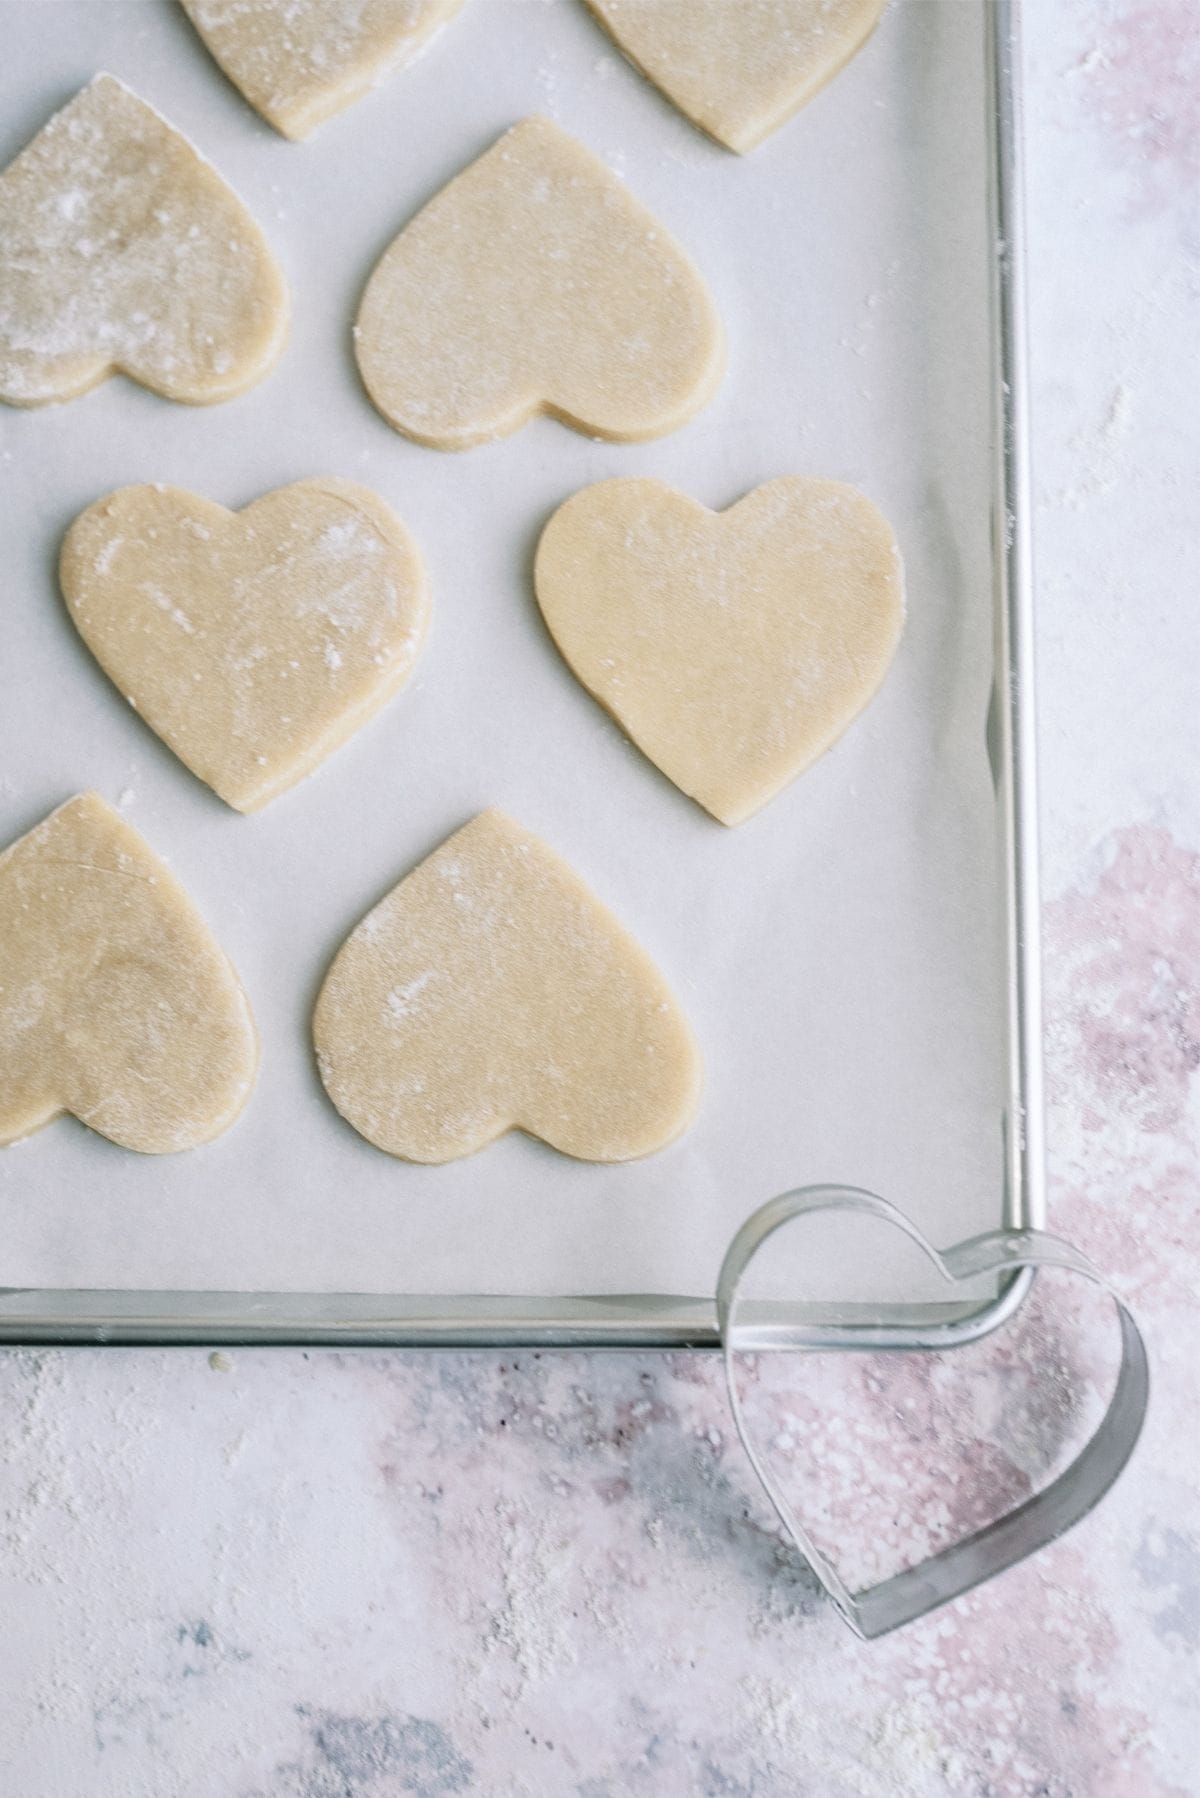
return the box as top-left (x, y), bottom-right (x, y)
top-left (2, 2), bottom-right (1197, 1793)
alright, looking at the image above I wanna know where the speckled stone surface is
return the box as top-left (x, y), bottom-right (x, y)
top-left (1, 1), bottom-right (1197, 1793)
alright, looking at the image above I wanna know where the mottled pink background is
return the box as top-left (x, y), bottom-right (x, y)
top-left (1, 1), bottom-right (1197, 1793)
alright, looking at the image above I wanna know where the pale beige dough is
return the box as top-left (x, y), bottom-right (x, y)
top-left (584, 0), bottom-right (888, 153)
top-left (535, 476), bottom-right (904, 826)
top-left (354, 115), bottom-right (724, 449)
top-left (0, 793), bottom-right (257, 1153)
top-left (314, 810), bottom-right (702, 1163)
top-left (60, 479), bottom-right (429, 813)
top-left (0, 74), bottom-right (287, 407)
top-left (180, 0), bottom-right (464, 141)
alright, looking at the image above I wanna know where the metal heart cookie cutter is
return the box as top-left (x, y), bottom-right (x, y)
top-left (716, 1186), bottom-right (1149, 1640)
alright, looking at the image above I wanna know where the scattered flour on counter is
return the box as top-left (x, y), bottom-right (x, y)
top-left (486, 1499), bottom-right (579, 1695)
top-left (1045, 381), bottom-right (1136, 509)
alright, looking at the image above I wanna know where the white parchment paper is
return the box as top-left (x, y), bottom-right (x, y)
top-left (0, 0), bottom-right (1005, 1303)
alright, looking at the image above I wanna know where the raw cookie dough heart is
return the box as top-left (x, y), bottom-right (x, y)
top-left (535, 476), bottom-right (904, 825)
top-left (0, 74), bottom-right (287, 407)
top-left (0, 793), bottom-right (257, 1153)
top-left (584, 0), bottom-right (888, 153)
top-left (180, 0), bottom-right (465, 140)
top-left (354, 115), bottom-right (724, 448)
top-left (313, 809), bottom-right (702, 1163)
top-left (61, 479), bottom-right (429, 813)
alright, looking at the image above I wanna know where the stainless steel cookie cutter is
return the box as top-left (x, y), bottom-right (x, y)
top-left (717, 1185), bottom-right (1149, 1639)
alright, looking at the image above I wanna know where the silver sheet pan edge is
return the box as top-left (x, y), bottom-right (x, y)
top-left (0, 0), bottom-right (1043, 1351)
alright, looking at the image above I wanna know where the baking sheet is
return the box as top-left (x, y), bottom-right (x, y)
top-left (0, 0), bottom-right (1005, 1307)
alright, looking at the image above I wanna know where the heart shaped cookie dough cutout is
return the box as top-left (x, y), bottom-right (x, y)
top-left (181, 0), bottom-right (465, 140)
top-left (584, 0), bottom-right (888, 153)
top-left (354, 116), bottom-right (724, 448)
top-left (535, 476), bottom-right (904, 825)
top-left (61, 479), bottom-right (429, 812)
top-left (314, 809), bottom-right (702, 1162)
top-left (0, 74), bottom-right (287, 407)
top-left (0, 793), bottom-right (257, 1153)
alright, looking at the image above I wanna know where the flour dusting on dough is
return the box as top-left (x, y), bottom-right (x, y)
top-left (314, 811), bottom-right (701, 1163)
top-left (355, 116), bottom-right (724, 448)
top-left (385, 970), bottom-right (437, 1023)
top-left (582, 0), bottom-right (889, 153)
top-left (535, 476), bottom-right (904, 825)
top-left (60, 479), bottom-right (429, 812)
top-left (0, 794), bottom-right (257, 1153)
top-left (0, 74), bottom-right (287, 406)
top-left (180, 0), bottom-right (465, 139)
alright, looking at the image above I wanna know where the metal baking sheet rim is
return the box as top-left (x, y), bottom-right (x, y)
top-left (0, 1), bottom-right (1044, 1351)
